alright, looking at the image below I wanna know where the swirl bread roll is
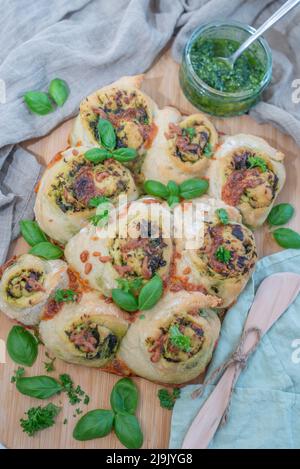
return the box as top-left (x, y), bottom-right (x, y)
top-left (0, 254), bottom-right (68, 326)
top-left (117, 291), bottom-right (221, 384)
top-left (141, 112), bottom-right (218, 184)
top-left (64, 198), bottom-right (173, 297)
top-left (172, 197), bottom-right (257, 308)
top-left (208, 134), bottom-right (285, 228)
top-left (34, 146), bottom-right (138, 244)
top-left (70, 75), bottom-right (159, 176)
top-left (39, 291), bottom-right (129, 368)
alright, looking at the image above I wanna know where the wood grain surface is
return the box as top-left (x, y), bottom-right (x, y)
top-left (0, 49), bottom-right (299, 449)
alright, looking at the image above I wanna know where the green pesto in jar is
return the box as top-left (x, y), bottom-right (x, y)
top-left (190, 38), bottom-right (266, 93)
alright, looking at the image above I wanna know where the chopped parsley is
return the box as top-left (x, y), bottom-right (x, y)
top-left (158, 388), bottom-right (181, 410)
top-left (20, 403), bottom-right (61, 436)
top-left (216, 208), bottom-right (229, 225)
top-left (183, 127), bottom-right (196, 139)
top-left (63, 418), bottom-right (68, 425)
top-left (247, 155), bottom-right (267, 172)
top-left (43, 351), bottom-right (56, 373)
top-left (169, 324), bottom-right (191, 352)
top-left (54, 289), bottom-right (78, 303)
top-left (59, 374), bottom-right (88, 406)
top-left (116, 277), bottom-right (144, 296)
top-left (215, 245), bottom-right (232, 264)
top-left (88, 195), bottom-right (110, 208)
top-left (203, 142), bottom-right (213, 158)
top-left (11, 367), bottom-right (25, 383)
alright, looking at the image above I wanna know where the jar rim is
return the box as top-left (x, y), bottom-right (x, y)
top-left (184, 20), bottom-right (273, 99)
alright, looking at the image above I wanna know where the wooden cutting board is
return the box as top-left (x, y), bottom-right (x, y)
top-left (1, 49), bottom-right (299, 449)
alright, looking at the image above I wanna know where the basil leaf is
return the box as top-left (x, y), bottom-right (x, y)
top-left (110, 378), bottom-right (138, 415)
top-left (144, 180), bottom-right (169, 200)
top-left (97, 119), bottom-right (116, 150)
top-left (267, 204), bottom-right (294, 226)
top-left (16, 376), bottom-right (62, 399)
top-left (24, 91), bottom-right (54, 116)
top-left (216, 208), bottom-right (229, 225)
top-left (179, 178), bottom-right (209, 199)
top-left (112, 289), bottom-right (138, 312)
top-left (85, 148), bottom-right (110, 164)
top-left (29, 242), bottom-right (63, 260)
top-left (88, 196), bottom-right (110, 208)
top-left (73, 409), bottom-right (114, 441)
top-left (114, 413), bottom-right (143, 449)
top-left (167, 195), bottom-right (180, 207)
top-left (138, 274), bottom-right (163, 311)
top-left (167, 181), bottom-right (179, 196)
top-left (20, 220), bottom-right (48, 246)
top-left (48, 78), bottom-right (69, 107)
top-left (272, 228), bottom-right (300, 249)
top-left (7, 326), bottom-right (38, 367)
top-left (112, 148), bottom-right (137, 162)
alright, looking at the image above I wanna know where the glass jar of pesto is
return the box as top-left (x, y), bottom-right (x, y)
top-left (179, 21), bottom-right (272, 117)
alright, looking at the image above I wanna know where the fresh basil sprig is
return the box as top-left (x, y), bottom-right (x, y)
top-left (112, 274), bottom-right (163, 312)
top-left (110, 378), bottom-right (138, 415)
top-left (272, 228), bottom-right (300, 249)
top-left (97, 119), bottom-right (116, 151)
top-left (24, 78), bottom-right (69, 116)
top-left (73, 377), bottom-right (143, 449)
top-left (112, 289), bottom-right (138, 312)
top-left (138, 274), bottom-right (163, 311)
top-left (179, 178), bottom-right (209, 199)
top-left (88, 196), bottom-right (110, 208)
top-left (7, 326), bottom-right (38, 367)
top-left (16, 376), bottom-right (62, 399)
top-left (144, 178), bottom-right (209, 206)
top-left (24, 91), bottom-right (54, 116)
top-left (29, 241), bottom-right (63, 260)
top-left (20, 219), bottom-right (63, 260)
top-left (73, 409), bottom-right (114, 441)
top-left (20, 220), bottom-right (48, 246)
top-left (114, 413), bottom-right (143, 449)
top-left (49, 79), bottom-right (69, 107)
top-left (267, 204), bottom-right (294, 226)
top-left (85, 118), bottom-right (137, 164)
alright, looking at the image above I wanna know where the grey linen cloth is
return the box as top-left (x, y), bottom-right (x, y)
top-left (0, 0), bottom-right (299, 263)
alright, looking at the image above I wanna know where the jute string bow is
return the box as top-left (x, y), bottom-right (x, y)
top-left (192, 327), bottom-right (262, 426)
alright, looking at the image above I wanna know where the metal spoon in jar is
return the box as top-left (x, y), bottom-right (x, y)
top-left (218, 0), bottom-right (300, 69)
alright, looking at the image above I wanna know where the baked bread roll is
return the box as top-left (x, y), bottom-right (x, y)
top-left (208, 134), bottom-right (286, 228)
top-left (172, 197), bottom-right (257, 307)
top-left (64, 198), bottom-right (173, 297)
top-left (141, 112), bottom-right (218, 184)
top-left (34, 146), bottom-right (138, 244)
top-left (39, 291), bottom-right (129, 368)
top-left (0, 254), bottom-right (68, 326)
top-left (70, 75), bottom-right (159, 178)
top-left (117, 291), bottom-right (221, 384)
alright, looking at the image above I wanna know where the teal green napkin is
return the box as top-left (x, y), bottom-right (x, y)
top-left (170, 249), bottom-right (300, 449)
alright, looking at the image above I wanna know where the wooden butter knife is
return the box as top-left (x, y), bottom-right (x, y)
top-left (182, 272), bottom-right (300, 449)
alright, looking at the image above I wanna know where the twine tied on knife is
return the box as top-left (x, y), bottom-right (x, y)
top-left (192, 327), bottom-right (262, 426)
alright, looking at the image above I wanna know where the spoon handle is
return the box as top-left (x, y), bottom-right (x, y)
top-left (231, 0), bottom-right (300, 63)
